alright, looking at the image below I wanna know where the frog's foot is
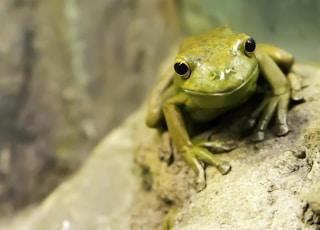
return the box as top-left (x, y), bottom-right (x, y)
top-left (191, 146), bottom-right (232, 175)
top-left (274, 123), bottom-right (289, 136)
top-left (251, 124), bottom-right (289, 142)
top-left (162, 205), bottom-right (178, 230)
top-left (245, 117), bottom-right (257, 129)
top-left (291, 90), bottom-right (304, 102)
top-left (288, 72), bottom-right (304, 102)
top-left (250, 130), bottom-right (265, 142)
top-left (180, 149), bottom-right (206, 191)
top-left (159, 131), bottom-right (174, 164)
top-left (249, 92), bottom-right (290, 142)
top-left (195, 174), bottom-right (207, 192)
top-left (245, 97), bottom-right (269, 130)
top-left (181, 146), bottom-right (231, 192)
top-left (195, 140), bottom-right (236, 153)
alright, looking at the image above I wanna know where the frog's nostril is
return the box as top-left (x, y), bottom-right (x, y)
top-left (225, 67), bottom-right (236, 75)
top-left (209, 71), bottom-right (217, 77)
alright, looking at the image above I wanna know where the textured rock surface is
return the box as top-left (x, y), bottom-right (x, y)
top-left (301, 121), bottom-right (320, 225)
top-left (135, 65), bottom-right (320, 230)
top-left (1, 65), bottom-right (320, 229)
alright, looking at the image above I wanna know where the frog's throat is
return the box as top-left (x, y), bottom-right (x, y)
top-left (182, 65), bottom-right (258, 96)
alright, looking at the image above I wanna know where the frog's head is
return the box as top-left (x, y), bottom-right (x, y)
top-left (173, 28), bottom-right (259, 108)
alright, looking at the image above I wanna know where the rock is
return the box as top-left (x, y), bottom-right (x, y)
top-left (0, 110), bottom-right (148, 230)
top-left (2, 65), bottom-right (320, 230)
top-left (135, 65), bottom-right (320, 229)
top-left (300, 120), bottom-right (320, 225)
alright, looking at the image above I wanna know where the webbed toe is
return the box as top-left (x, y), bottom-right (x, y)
top-left (275, 124), bottom-right (289, 136)
top-left (217, 161), bottom-right (232, 175)
top-left (250, 130), bottom-right (265, 142)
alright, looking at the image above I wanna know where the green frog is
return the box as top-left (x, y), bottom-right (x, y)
top-left (146, 26), bottom-right (302, 191)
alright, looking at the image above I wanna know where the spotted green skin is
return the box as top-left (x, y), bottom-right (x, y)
top-left (146, 26), bottom-right (298, 191)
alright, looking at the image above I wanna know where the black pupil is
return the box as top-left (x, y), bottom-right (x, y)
top-left (174, 62), bottom-right (189, 75)
top-left (245, 38), bottom-right (256, 52)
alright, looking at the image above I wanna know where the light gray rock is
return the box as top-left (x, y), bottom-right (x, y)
top-left (301, 120), bottom-right (320, 225)
top-left (2, 65), bottom-right (320, 230)
top-left (1, 111), bottom-right (144, 230)
top-left (136, 65), bottom-right (320, 230)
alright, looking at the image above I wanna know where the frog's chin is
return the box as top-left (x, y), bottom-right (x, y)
top-left (182, 80), bottom-right (247, 96)
top-left (181, 66), bottom-right (259, 109)
top-left (182, 66), bottom-right (258, 96)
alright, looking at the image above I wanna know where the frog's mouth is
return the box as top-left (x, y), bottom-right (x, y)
top-left (182, 66), bottom-right (259, 96)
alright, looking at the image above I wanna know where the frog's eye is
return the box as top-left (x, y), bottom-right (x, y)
top-left (174, 60), bottom-right (190, 79)
top-left (244, 37), bottom-right (256, 56)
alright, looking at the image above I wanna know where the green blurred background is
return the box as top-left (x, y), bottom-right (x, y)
top-left (181, 0), bottom-right (320, 61)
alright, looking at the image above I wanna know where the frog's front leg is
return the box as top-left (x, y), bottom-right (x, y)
top-left (146, 67), bottom-right (175, 128)
top-left (255, 44), bottom-right (303, 102)
top-left (250, 50), bottom-right (291, 141)
top-left (163, 93), bottom-right (231, 191)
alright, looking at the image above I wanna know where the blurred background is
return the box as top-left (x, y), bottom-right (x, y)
top-left (0, 0), bottom-right (319, 220)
